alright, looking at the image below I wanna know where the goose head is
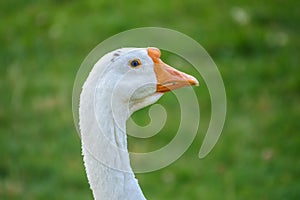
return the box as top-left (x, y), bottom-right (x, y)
top-left (91, 47), bottom-right (198, 116)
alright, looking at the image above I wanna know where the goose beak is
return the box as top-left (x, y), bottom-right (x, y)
top-left (147, 47), bottom-right (199, 93)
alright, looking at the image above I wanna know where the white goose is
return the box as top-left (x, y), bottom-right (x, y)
top-left (79, 47), bottom-right (198, 200)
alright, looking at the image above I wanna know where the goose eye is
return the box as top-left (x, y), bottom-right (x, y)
top-left (129, 59), bottom-right (141, 68)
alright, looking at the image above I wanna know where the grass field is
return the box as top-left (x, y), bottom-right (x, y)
top-left (1, 0), bottom-right (300, 199)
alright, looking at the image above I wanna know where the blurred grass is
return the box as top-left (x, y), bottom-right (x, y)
top-left (1, 0), bottom-right (300, 199)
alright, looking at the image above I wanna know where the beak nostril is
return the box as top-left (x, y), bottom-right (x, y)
top-left (168, 70), bottom-right (181, 76)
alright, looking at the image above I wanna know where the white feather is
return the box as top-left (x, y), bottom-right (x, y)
top-left (79, 48), bottom-right (163, 200)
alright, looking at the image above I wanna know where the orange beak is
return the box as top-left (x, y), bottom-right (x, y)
top-left (147, 47), bottom-right (199, 93)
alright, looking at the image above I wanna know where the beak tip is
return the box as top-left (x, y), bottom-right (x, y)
top-left (188, 75), bottom-right (199, 86)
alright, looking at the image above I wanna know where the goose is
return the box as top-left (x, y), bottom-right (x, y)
top-left (79, 47), bottom-right (198, 200)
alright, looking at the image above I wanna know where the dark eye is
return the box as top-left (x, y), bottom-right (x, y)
top-left (129, 59), bottom-right (141, 68)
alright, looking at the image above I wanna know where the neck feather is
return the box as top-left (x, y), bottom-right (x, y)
top-left (79, 69), bottom-right (146, 200)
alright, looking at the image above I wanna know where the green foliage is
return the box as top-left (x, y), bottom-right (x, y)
top-left (1, 0), bottom-right (299, 199)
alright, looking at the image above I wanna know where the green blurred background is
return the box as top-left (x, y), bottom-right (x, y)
top-left (1, 0), bottom-right (299, 199)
